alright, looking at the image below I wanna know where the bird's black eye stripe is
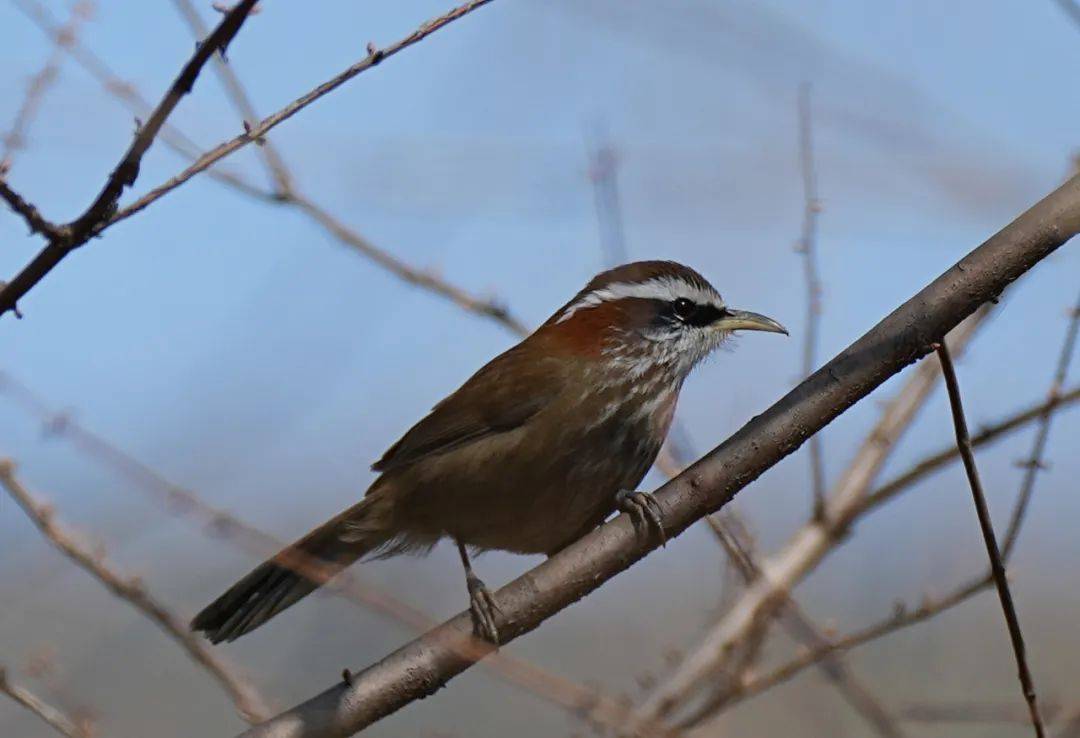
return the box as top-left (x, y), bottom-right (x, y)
top-left (668, 299), bottom-right (727, 327)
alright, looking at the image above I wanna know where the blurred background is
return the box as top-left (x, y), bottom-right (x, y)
top-left (2, 1), bottom-right (1080, 736)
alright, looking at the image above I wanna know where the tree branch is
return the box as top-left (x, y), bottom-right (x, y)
top-left (935, 342), bottom-right (1045, 737)
top-left (0, 664), bottom-right (92, 738)
top-left (0, 0), bottom-right (261, 318)
top-left (237, 172), bottom-right (1080, 737)
top-left (102, 0), bottom-right (498, 233)
top-left (0, 459), bottom-right (273, 723)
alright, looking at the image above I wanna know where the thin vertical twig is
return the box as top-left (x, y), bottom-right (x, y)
top-left (935, 343), bottom-right (1045, 738)
top-left (586, 130), bottom-right (629, 266)
top-left (0, 459), bottom-right (273, 724)
top-left (797, 82), bottom-right (827, 520)
top-left (1001, 289), bottom-right (1080, 556)
top-left (0, 665), bottom-right (92, 738)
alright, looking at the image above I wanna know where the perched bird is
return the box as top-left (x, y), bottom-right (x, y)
top-left (192, 261), bottom-right (786, 644)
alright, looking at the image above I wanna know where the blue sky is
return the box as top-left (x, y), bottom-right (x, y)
top-left (1, 2), bottom-right (1079, 736)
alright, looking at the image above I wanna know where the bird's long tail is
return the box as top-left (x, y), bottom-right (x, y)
top-left (191, 497), bottom-right (390, 643)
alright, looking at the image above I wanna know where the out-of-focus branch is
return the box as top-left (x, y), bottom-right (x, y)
top-left (238, 173), bottom-right (1080, 738)
top-left (0, 371), bottom-right (640, 735)
top-left (699, 516), bottom-right (904, 738)
top-left (0, 665), bottom-right (92, 738)
top-left (796, 82), bottom-right (827, 520)
top-left (711, 389), bottom-right (1080, 715)
top-left (168, 0), bottom-right (292, 195)
top-left (632, 304), bottom-right (992, 728)
top-left (936, 343), bottom-right (1045, 737)
top-left (898, 699), bottom-right (1062, 726)
top-left (0, 459), bottom-right (273, 723)
top-left (1001, 289), bottom-right (1080, 556)
top-left (0, 2), bottom-right (91, 172)
top-left (1054, 0), bottom-right (1080, 29)
top-left (9, 0), bottom-right (271, 200)
top-left (0, 0), bottom-right (261, 318)
top-left (18, 0), bottom-right (526, 336)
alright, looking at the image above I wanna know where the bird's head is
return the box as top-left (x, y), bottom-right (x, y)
top-left (540, 260), bottom-right (787, 382)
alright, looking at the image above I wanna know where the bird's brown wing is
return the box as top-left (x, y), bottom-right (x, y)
top-left (372, 344), bottom-right (567, 474)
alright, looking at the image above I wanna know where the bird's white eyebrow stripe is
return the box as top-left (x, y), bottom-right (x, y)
top-left (556, 276), bottom-right (723, 323)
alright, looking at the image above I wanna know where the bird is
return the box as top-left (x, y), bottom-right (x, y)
top-left (191, 260), bottom-right (786, 644)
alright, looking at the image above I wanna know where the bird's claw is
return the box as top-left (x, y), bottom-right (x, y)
top-left (617, 489), bottom-right (667, 546)
top-left (465, 572), bottom-right (502, 644)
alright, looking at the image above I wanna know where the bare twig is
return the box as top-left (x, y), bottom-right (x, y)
top-left (709, 387), bottom-right (1080, 714)
top-left (586, 132), bottom-right (629, 266)
top-left (168, 0), bottom-right (292, 195)
top-left (700, 516), bottom-right (904, 738)
top-left (12, 0), bottom-right (526, 336)
top-left (0, 459), bottom-right (273, 723)
top-left (8, 0), bottom-right (271, 200)
top-left (0, 2), bottom-right (90, 172)
top-left (237, 173), bottom-right (1080, 738)
top-left (1001, 289), bottom-right (1080, 556)
top-left (0, 665), bottom-right (92, 738)
top-left (0, 178), bottom-right (61, 239)
top-left (796, 82), bottom-right (827, 521)
top-left (103, 0), bottom-right (499, 232)
top-left (632, 305), bottom-right (992, 728)
top-left (0, 0), bottom-right (261, 318)
top-left (935, 343), bottom-right (1045, 738)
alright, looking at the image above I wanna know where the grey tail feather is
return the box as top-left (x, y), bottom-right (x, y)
top-left (191, 499), bottom-right (386, 643)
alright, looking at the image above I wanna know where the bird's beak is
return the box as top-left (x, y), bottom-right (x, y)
top-left (714, 308), bottom-right (788, 335)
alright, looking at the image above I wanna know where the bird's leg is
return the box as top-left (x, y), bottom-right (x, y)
top-left (456, 540), bottom-right (502, 643)
top-left (616, 489), bottom-right (667, 546)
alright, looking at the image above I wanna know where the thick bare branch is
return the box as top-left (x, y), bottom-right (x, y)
top-left (0, 459), bottom-right (272, 723)
top-left (936, 343), bottom-right (1045, 737)
top-left (0, 0), bottom-right (261, 318)
top-left (238, 173), bottom-right (1080, 738)
top-left (0, 665), bottom-right (92, 738)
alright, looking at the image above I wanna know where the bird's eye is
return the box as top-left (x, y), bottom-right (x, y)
top-left (672, 298), bottom-right (696, 321)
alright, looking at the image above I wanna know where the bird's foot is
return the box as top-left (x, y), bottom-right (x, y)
top-left (616, 489), bottom-right (667, 546)
top-left (465, 572), bottom-right (502, 644)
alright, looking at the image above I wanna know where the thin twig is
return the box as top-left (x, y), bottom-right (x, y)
top-left (0, 0), bottom-right (261, 318)
top-left (935, 342), bottom-right (1045, 737)
top-left (103, 0), bottom-right (499, 232)
top-left (12, 0), bottom-right (527, 337)
top-left (0, 459), bottom-right (273, 723)
top-left (0, 178), bottom-right (62, 238)
top-left (796, 82), bottom-right (827, 520)
top-left (713, 387), bottom-right (1080, 714)
top-left (0, 2), bottom-right (91, 172)
top-left (1001, 289), bottom-right (1080, 556)
top-left (8, 0), bottom-right (271, 200)
top-left (237, 173), bottom-right (1080, 738)
top-left (168, 0), bottom-right (293, 195)
top-left (0, 665), bottom-right (92, 738)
